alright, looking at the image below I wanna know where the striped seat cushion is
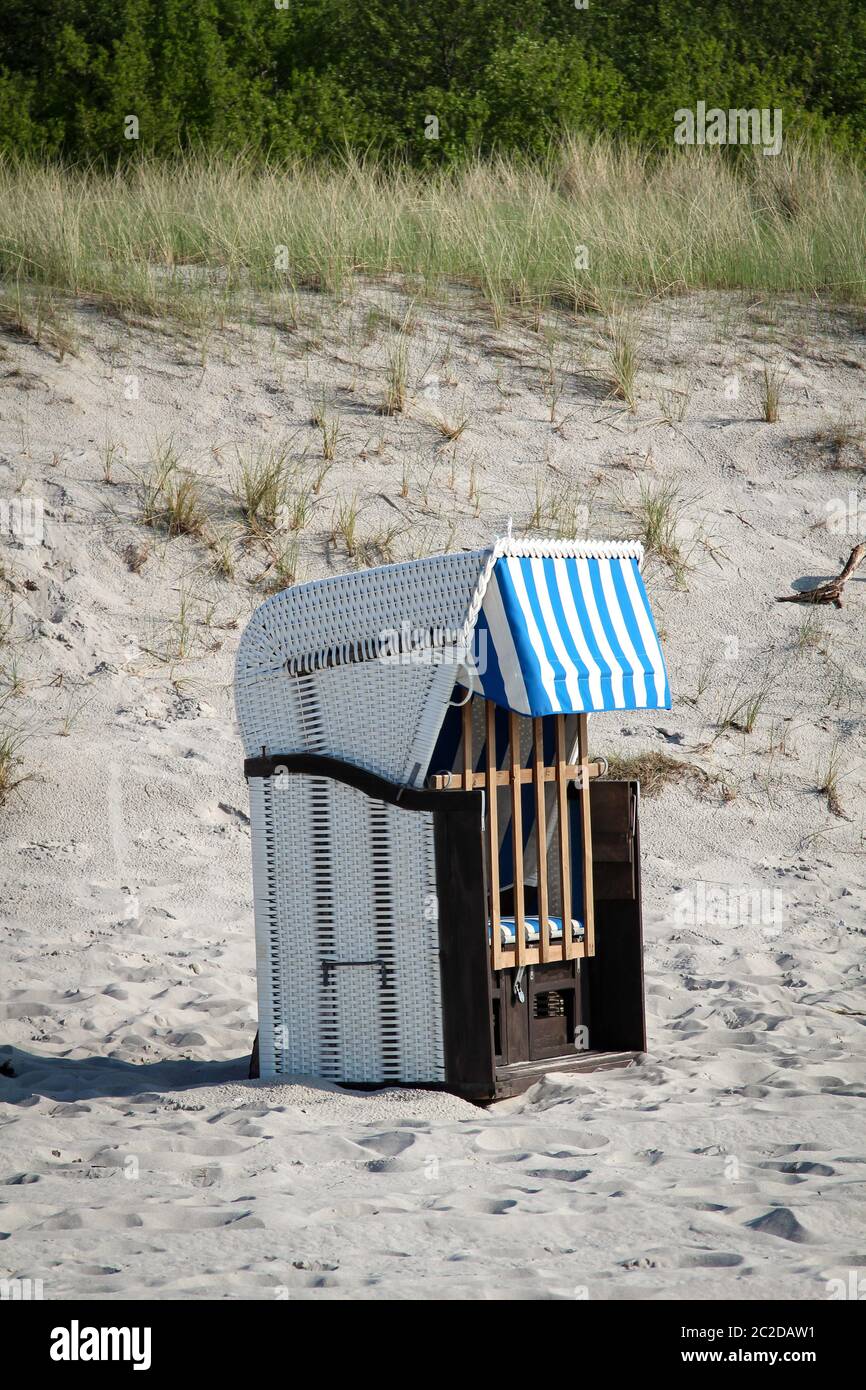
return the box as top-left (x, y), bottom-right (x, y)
top-left (492, 915), bottom-right (584, 947)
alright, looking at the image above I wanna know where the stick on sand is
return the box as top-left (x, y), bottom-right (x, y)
top-left (777, 542), bottom-right (866, 607)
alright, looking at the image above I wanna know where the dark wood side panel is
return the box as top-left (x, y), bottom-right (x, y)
top-left (434, 800), bottom-right (496, 1101)
top-left (589, 779), bottom-right (635, 899)
top-left (581, 779), bottom-right (646, 1053)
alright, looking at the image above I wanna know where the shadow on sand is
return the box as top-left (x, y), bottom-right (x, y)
top-left (782, 572), bottom-right (866, 596)
top-left (0, 1044), bottom-right (252, 1103)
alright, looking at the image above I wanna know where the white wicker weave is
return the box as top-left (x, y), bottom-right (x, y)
top-left (241, 660), bottom-right (446, 785)
top-left (250, 770), bottom-right (443, 1082)
top-left (236, 548), bottom-right (491, 786)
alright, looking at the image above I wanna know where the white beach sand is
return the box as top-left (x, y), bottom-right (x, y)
top-left (1, 288), bottom-right (865, 1299)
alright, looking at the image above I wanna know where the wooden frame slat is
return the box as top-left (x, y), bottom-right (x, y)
top-left (429, 762), bottom-right (602, 791)
top-left (486, 700), bottom-right (503, 971)
top-left (508, 711), bottom-right (526, 967)
top-left (433, 699), bottom-right (598, 972)
top-left (494, 940), bottom-right (585, 968)
top-left (462, 699), bottom-right (473, 788)
top-left (577, 712), bottom-right (596, 957)
top-left (555, 715), bottom-right (574, 960)
top-left (532, 718), bottom-right (552, 963)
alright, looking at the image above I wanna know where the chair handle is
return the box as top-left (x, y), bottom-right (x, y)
top-left (320, 958), bottom-right (389, 988)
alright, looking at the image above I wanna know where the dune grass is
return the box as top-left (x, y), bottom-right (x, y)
top-left (0, 137), bottom-right (863, 326)
top-left (0, 716), bottom-right (29, 806)
top-left (603, 750), bottom-right (718, 798)
top-left (232, 444), bottom-right (296, 533)
top-left (816, 737), bottom-right (846, 818)
top-left (138, 443), bottom-right (208, 538)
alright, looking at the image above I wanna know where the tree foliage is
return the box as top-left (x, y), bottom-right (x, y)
top-left (0, 0), bottom-right (863, 161)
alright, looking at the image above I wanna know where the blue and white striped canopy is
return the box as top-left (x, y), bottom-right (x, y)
top-left (471, 550), bottom-right (670, 716)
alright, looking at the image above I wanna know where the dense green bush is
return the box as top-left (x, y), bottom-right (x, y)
top-left (0, 0), bottom-right (863, 163)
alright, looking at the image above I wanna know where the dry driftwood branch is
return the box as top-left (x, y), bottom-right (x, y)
top-left (777, 542), bottom-right (866, 608)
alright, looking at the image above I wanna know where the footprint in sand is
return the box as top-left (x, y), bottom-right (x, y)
top-left (746, 1207), bottom-right (811, 1243)
top-left (524, 1168), bottom-right (590, 1183)
top-left (352, 1131), bottom-right (417, 1158)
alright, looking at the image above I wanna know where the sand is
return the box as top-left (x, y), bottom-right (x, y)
top-left (1, 286), bottom-right (865, 1299)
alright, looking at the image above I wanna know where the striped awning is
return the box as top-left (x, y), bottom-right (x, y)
top-left (470, 550), bottom-right (670, 716)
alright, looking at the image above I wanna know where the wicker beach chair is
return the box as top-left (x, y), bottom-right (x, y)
top-left (236, 535), bottom-right (670, 1100)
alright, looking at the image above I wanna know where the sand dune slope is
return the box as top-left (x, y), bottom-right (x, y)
top-left (1, 291), bottom-right (865, 1298)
